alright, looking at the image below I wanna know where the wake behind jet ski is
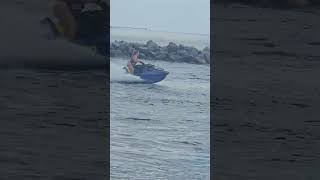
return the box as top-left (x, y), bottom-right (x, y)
top-left (124, 50), bottom-right (169, 83)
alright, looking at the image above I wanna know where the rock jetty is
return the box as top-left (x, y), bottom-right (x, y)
top-left (110, 40), bottom-right (210, 64)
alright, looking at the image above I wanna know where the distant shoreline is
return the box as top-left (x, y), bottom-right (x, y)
top-left (110, 26), bottom-right (210, 36)
top-left (111, 26), bottom-right (148, 30)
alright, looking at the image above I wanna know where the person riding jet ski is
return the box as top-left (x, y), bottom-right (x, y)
top-left (124, 50), bottom-right (169, 83)
top-left (52, 0), bottom-right (108, 41)
top-left (127, 50), bottom-right (145, 74)
top-left (41, 0), bottom-right (109, 55)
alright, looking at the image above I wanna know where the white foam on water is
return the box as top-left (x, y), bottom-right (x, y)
top-left (110, 60), bottom-right (143, 83)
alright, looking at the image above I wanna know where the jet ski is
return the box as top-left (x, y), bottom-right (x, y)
top-left (124, 64), bottom-right (169, 83)
top-left (40, 17), bottom-right (107, 56)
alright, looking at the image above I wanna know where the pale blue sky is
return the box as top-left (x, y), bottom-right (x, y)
top-left (110, 0), bottom-right (210, 34)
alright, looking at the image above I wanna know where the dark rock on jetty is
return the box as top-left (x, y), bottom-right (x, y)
top-left (110, 40), bottom-right (210, 64)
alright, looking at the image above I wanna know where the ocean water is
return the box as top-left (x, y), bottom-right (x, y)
top-left (110, 29), bottom-right (210, 179)
top-left (0, 6), bottom-right (210, 176)
top-left (0, 68), bottom-right (108, 179)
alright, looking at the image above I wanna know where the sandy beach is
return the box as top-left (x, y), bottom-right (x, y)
top-left (212, 3), bottom-right (320, 179)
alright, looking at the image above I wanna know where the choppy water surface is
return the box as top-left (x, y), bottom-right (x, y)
top-left (110, 58), bottom-right (210, 179)
top-left (0, 69), bottom-right (108, 179)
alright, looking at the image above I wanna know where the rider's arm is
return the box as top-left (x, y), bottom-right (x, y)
top-left (127, 61), bottom-right (134, 74)
top-left (138, 59), bottom-right (144, 64)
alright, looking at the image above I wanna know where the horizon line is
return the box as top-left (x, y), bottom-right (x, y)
top-left (110, 26), bottom-right (210, 36)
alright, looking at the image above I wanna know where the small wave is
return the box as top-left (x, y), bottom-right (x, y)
top-left (125, 118), bottom-right (151, 121)
top-left (110, 60), bottom-right (144, 83)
